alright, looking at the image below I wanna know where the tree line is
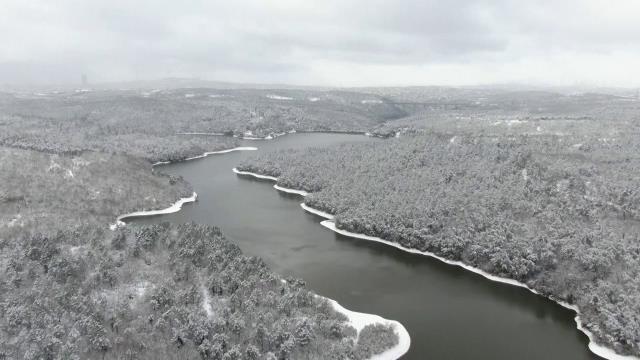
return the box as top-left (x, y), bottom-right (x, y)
top-left (238, 132), bottom-right (640, 357)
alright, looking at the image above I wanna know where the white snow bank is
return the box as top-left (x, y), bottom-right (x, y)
top-left (110, 192), bottom-right (197, 230)
top-left (322, 220), bottom-right (532, 289)
top-left (308, 97), bottom-right (320, 102)
top-left (232, 168), bottom-right (309, 196)
top-left (318, 220), bottom-right (638, 360)
top-left (273, 184), bottom-right (308, 196)
top-left (507, 119), bottom-right (527, 126)
top-left (573, 315), bottom-right (638, 360)
top-left (176, 132), bottom-right (226, 136)
top-left (300, 203), bottom-right (334, 220)
top-left (266, 94), bottom-right (293, 100)
top-left (135, 281), bottom-right (150, 298)
top-left (232, 168), bottom-right (278, 181)
top-left (327, 298), bottom-right (411, 360)
top-left (69, 245), bottom-right (83, 255)
top-left (237, 131), bottom-right (276, 140)
top-left (361, 99), bottom-right (383, 104)
top-left (153, 147), bottom-right (258, 166)
top-left (281, 277), bottom-right (409, 359)
top-left (231, 168), bottom-right (310, 195)
top-left (201, 284), bottom-right (214, 318)
top-left (6, 214), bottom-right (22, 228)
top-left (237, 132), bottom-right (288, 140)
top-left (184, 147), bottom-right (258, 161)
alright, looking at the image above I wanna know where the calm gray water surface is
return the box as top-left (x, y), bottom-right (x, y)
top-left (131, 133), bottom-right (600, 360)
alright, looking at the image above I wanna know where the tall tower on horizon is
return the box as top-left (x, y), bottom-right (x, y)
top-left (81, 73), bottom-right (88, 87)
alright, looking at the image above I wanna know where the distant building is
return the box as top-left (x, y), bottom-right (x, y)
top-left (81, 74), bottom-right (88, 86)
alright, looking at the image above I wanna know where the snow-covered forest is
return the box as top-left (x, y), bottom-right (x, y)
top-left (238, 131), bottom-right (640, 357)
top-left (0, 221), bottom-right (397, 359)
top-left (0, 88), bottom-right (405, 162)
top-left (0, 88), bottom-right (407, 359)
top-left (0, 145), bottom-right (399, 359)
top-left (2, 84), bottom-right (640, 358)
top-left (0, 147), bottom-right (199, 233)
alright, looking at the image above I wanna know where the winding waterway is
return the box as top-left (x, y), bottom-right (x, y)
top-left (130, 133), bottom-right (601, 360)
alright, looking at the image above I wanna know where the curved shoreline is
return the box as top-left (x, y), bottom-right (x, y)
top-left (326, 298), bottom-right (411, 360)
top-left (234, 168), bottom-right (409, 359)
top-left (115, 147), bottom-right (260, 228)
top-left (109, 192), bottom-right (198, 230)
top-left (232, 168), bottom-right (310, 196)
top-left (319, 220), bottom-right (637, 360)
top-left (300, 203), bottom-right (335, 220)
top-left (233, 169), bottom-right (638, 360)
top-left (178, 129), bottom-right (369, 142)
top-left (273, 184), bottom-right (309, 196)
top-left (109, 155), bottom-right (407, 359)
top-left (232, 167), bottom-right (278, 181)
top-left (152, 147), bottom-right (258, 166)
top-left (176, 132), bottom-right (226, 136)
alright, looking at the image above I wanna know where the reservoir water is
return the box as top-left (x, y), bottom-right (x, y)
top-left (130, 133), bottom-right (600, 360)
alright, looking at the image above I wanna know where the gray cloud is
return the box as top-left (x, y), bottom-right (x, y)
top-left (1, 0), bottom-right (639, 87)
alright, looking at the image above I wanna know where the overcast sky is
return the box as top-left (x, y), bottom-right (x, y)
top-left (1, 0), bottom-right (639, 87)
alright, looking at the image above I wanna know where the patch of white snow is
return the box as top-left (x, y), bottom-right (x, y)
top-left (266, 94), bottom-right (293, 100)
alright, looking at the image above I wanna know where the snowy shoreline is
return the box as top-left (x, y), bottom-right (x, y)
top-left (234, 168), bottom-right (410, 359)
top-left (232, 168), bottom-right (310, 195)
top-left (232, 167), bottom-right (278, 181)
top-left (179, 129), bottom-right (369, 142)
top-left (108, 157), bottom-right (408, 359)
top-left (300, 203), bottom-right (335, 220)
top-left (109, 192), bottom-right (198, 230)
top-left (327, 298), bottom-right (411, 360)
top-left (152, 146), bottom-right (258, 166)
top-left (176, 132), bottom-right (226, 136)
top-left (273, 184), bottom-right (308, 196)
top-left (320, 221), bottom-right (638, 360)
top-left (114, 147), bottom-right (259, 228)
top-left (112, 147), bottom-right (259, 227)
top-left (233, 169), bottom-right (638, 360)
